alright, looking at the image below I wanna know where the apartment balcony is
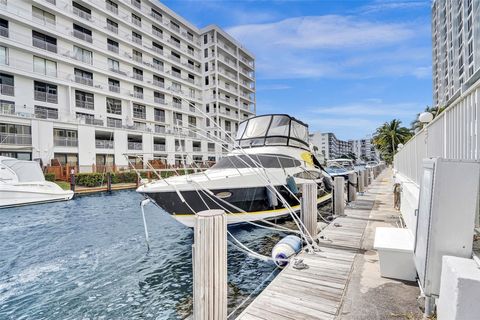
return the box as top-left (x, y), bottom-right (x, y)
top-left (75, 100), bottom-right (94, 110)
top-left (193, 146), bottom-right (201, 152)
top-left (109, 85), bottom-right (120, 93)
top-left (34, 91), bottom-right (58, 103)
top-left (132, 19), bottom-right (141, 28)
top-left (133, 112), bottom-right (146, 120)
top-left (131, 0), bottom-right (141, 9)
top-left (84, 117), bottom-right (104, 126)
top-left (168, 39), bottom-right (181, 49)
top-left (132, 91), bottom-right (144, 99)
top-left (0, 26), bottom-right (8, 37)
top-left (170, 23), bottom-right (180, 33)
top-left (54, 137), bottom-right (78, 147)
top-left (0, 104), bottom-right (14, 115)
top-left (170, 55), bottom-right (181, 63)
top-left (132, 37), bottom-right (142, 45)
top-left (35, 108), bottom-right (58, 119)
top-left (32, 38), bottom-right (57, 53)
top-left (173, 102), bottom-right (182, 109)
top-left (128, 142), bottom-right (142, 150)
top-left (152, 80), bottom-right (164, 88)
top-left (208, 148), bottom-right (215, 153)
top-left (110, 68), bottom-right (128, 76)
top-left (154, 144), bottom-right (166, 151)
top-left (106, 25), bottom-right (118, 34)
top-left (72, 30), bottom-right (92, 43)
top-left (155, 126), bottom-right (166, 134)
top-left (72, 7), bottom-right (92, 21)
top-left (171, 71), bottom-right (182, 79)
top-left (96, 139), bottom-right (114, 149)
top-left (152, 63), bottom-right (164, 72)
top-left (154, 114), bottom-right (166, 122)
top-left (152, 30), bottom-right (163, 39)
top-left (152, 47), bottom-right (163, 55)
top-left (107, 118), bottom-right (122, 128)
top-left (154, 97), bottom-right (166, 104)
top-left (75, 75), bottom-right (93, 86)
top-left (0, 133), bottom-right (32, 145)
top-left (106, 2), bottom-right (118, 14)
top-left (32, 12), bottom-right (56, 26)
top-left (132, 73), bottom-right (143, 81)
top-left (0, 84), bottom-right (15, 97)
top-left (151, 11), bottom-right (162, 23)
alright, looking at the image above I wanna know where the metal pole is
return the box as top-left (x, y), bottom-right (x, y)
top-left (70, 169), bottom-right (75, 192)
top-left (347, 173), bottom-right (357, 202)
top-left (333, 176), bottom-right (345, 216)
top-left (193, 210), bottom-right (227, 320)
top-left (107, 172), bottom-right (112, 192)
top-left (301, 182), bottom-right (318, 241)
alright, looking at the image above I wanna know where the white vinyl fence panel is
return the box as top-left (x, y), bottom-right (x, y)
top-left (394, 84), bottom-right (480, 186)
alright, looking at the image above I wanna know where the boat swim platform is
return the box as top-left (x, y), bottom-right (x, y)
top-left (236, 169), bottom-right (421, 320)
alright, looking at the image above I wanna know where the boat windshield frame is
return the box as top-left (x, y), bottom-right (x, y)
top-left (235, 114), bottom-right (309, 150)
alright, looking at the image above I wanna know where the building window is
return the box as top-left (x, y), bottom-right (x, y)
top-left (35, 105), bottom-right (58, 119)
top-left (133, 86), bottom-right (143, 99)
top-left (132, 31), bottom-right (142, 44)
top-left (153, 75), bottom-right (164, 87)
top-left (154, 92), bottom-right (165, 104)
top-left (34, 81), bottom-right (57, 103)
top-left (108, 58), bottom-right (120, 72)
top-left (173, 97), bottom-right (182, 109)
top-left (107, 38), bottom-right (119, 53)
top-left (75, 90), bottom-right (94, 110)
top-left (0, 18), bottom-right (8, 38)
top-left (0, 46), bottom-right (8, 65)
top-left (74, 68), bottom-right (93, 86)
top-left (0, 100), bottom-right (15, 115)
top-left (32, 6), bottom-right (56, 25)
top-left (154, 108), bottom-right (165, 122)
top-left (107, 117), bottom-right (122, 128)
top-left (73, 46), bottom-right (93, 64)
top-left (153, 58), bottom-right (163, 71)
top-left (106, 19), bottom-right (118, 34)
top-left (132, 13), bottom-right (141, 27)
top-left (152, 41), bottom-right (163, 54)
top-left (152, 25), bottom-right (162, 38)
top-left (204, 34), bottom-right (208, 44)
top-left (54, 153), bottom-right (78, 166)
top-left (72, 2), bottom-right (92, 20)
top-left (151, 9), bottom-right (162, 22)
top-left (131, 0), bottom-right (141, 9)
top-left (32, 31), bottom-right (57, 53)
top-left (33, 56), bottom-right (57, 76)
top-left (108, 78), bottom-right (120, 92)
top-left (73, 24), bottom-right (92, 43)
top-left (132, 49), bottom-right (142, 63)
top-left (54, 128), bottom-right (78, 147)
top-left (133, 103), bottom-right (146, 119)
top-left (106, 0), bottom-right (118, 14)
top-left (0, 73), bottom-right (14, 96)
top-left (106, 97), bottom-right (121, 114)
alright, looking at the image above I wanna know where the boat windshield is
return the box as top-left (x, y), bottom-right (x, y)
top-left (235, 115), bottom-right (309, 149)
top-left (327, 160), bottom-right (354, 171)
top-left (2, 159), bottom-right (45, 182)
top-left (211, 154), bottom-right (301, 169)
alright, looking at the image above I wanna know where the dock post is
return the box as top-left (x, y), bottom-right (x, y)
top-left (358, 170), bottom-right (365, 194)
top-left (107, 172), bottom-right (112, 192)
top-left (333, 176), bottom-right (345, 215)
top-left (347, 173), bottom-right (357, 202)
top-left (365, 168), bottom-right (371, 186)
top-left (69, 169), bottom-right (75, 192)
top-left (193, 210), bottom-right (227, 320)
top-left (301, 182), bottom-right (318, 241)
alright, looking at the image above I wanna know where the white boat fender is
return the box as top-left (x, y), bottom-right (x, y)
top-left (266, 185), bottom-right (278, 208)
top-left (286, 175), bottom-right (299, 194)
top-left (271, 235), bottom-right (302, 267)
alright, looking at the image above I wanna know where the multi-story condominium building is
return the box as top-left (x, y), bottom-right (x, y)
top-left (432, 0), bottom-right (480, 108)
top-left (349, 137), bottom-right (378, 162)
top-left (309, 132), bottom-right (351, 161)
top-left (0, 0), bottom-right (256, 172)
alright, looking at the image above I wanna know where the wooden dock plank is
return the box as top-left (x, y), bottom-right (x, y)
top-left (236, 181), bottom-right (380, 320)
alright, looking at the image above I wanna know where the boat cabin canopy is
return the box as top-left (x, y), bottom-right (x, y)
top-left (235, 114), bottom-right (309, 150)
top-left (0, 157), bottom-right (45, 183)
top-left (327, 159), bottom-right (354, 170)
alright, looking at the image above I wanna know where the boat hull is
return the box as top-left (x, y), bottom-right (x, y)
top-left (0, 187), bottom-right (74, 208)
top-left (141, 186), bottom-right (332, 227)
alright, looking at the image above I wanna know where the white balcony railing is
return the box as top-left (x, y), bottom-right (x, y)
top-left (128, 141), bottom-right (143, 150)
top-left (96, 139), bottom-right (114, 149)
top-left (54, 137), bottom-right (78, 147)
top-left (0, 84), bottom-right (14, 96)
top-left (0, 133), bottom-right (32, 145)
top-left (154, 144), bottom-right (166, 151)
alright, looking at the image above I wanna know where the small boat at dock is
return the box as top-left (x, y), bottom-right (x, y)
top-left (0, 156), bottom-right (74, 208)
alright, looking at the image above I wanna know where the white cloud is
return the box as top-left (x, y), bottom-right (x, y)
top-left (226, 14), bottom-right (430, 80)
top-left (309, 101), bottom-right (423, 116)
top-left (256, 84), bottom-right (292, 91)
top-left (360, 1), bottom-right (429, 14)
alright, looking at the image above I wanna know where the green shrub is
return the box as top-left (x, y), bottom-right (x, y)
top-left (75, 173), bottom-right (104, 187)
top-left (44, 173), bottom-right (56, 182)
top-left (112, 171), bottom-right (138, 184)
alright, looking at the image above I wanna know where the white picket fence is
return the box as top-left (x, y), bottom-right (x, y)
top-left (394, 82), bottom-right (480, 186)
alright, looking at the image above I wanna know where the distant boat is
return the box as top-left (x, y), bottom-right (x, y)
top-left (365, 160), bottom-right (379, 169)
top-left (0, 156), bottom-right (74, 208)
top-left (326, 158), bottom-right (355, 179)
top-left (137, 114), bottom-right (332, 227)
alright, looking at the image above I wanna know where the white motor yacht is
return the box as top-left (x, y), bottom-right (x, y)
top-left (137, 114), bottom-right (332, 227)
top-left (326, 158), bottom-right (355, 179)
top-left (0, 156), bottom-right (74, 208)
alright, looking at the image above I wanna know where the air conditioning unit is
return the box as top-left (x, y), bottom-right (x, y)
top-left (414, 158), bottom-right (480, 299)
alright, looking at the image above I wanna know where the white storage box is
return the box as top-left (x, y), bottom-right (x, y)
top-left (374, 227), bottom-right (416, 281)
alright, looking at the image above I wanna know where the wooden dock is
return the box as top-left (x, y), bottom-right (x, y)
top-left (236, 175), bottom-right (381, 320)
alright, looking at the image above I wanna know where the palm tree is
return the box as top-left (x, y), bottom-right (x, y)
top-left (373, 119), bottom-right (412, 163)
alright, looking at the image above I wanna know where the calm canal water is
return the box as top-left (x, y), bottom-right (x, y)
top-left (0, 190), bottom-right (284, 319)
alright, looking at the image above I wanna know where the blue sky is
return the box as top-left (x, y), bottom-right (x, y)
top-left (161, 0), bottom-right (432, 140)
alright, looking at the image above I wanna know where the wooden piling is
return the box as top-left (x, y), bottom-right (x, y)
top-left (301, 182), bottom-right (318, 240)
top-left (333, 176), bottom-right (345, 215)
top-left (193, 209), bottom-right (227, 320)
top-left (347, 173), bottom-right (357, 202)
top-left (358, 170), bottom-right (365, 194)
top-left (364, 168), bottom-right (369, 186)
top-left (107, 172), bottom-right (112, 192)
